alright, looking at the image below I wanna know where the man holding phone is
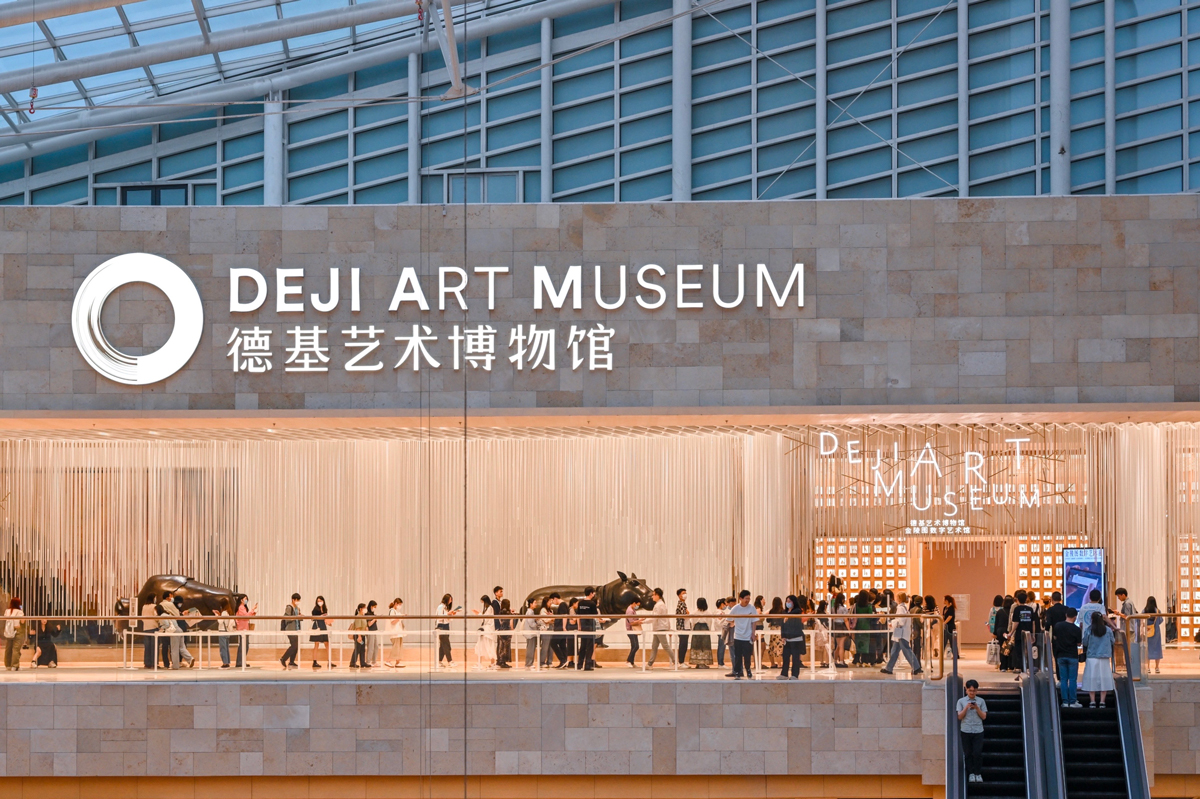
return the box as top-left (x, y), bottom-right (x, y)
top-left (957, 679), bottom-right (988, 784)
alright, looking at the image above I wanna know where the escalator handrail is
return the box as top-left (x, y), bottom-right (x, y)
top-left (946, 668), bottom-right (966, 799)
top-left (1021, 630), bottom-right (1049, 799)
top-left (1038, 631), bottom-right (1068, 799)
top-left (1114, 631), bottom-right (1152, 799)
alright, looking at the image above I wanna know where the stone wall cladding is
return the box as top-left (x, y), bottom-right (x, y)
top-left (1, 196), bottom-right (1198, 411)
top-left (0, 679), bottom-right (929, 779)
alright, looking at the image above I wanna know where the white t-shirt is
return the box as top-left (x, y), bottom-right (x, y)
top-left (729, 603), bottom-right (757, 641)
top-left (388, 607), bottom-right (405, 637)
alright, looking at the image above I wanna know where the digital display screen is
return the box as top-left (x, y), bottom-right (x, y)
top-left (1062, 547), bottom-right (1105, 610)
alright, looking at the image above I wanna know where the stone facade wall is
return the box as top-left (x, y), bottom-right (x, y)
top-left (0, 679), bottom-right (941, 781)
top-left (1, 196), bottom-right (1199, 411)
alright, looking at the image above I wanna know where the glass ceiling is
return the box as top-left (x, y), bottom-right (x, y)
top-left (0, 0), bottom-right (538, 130)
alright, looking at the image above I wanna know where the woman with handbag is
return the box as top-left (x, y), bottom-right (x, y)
top-left (1081, 611), bottom-right (1116, 707)
top-left (2, 598), bottom-right (25, 671)
top-left (1143, 596), bottom-right (1163, 674)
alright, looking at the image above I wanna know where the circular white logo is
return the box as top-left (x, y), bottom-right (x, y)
top-left (71, 253), bottom-right (204, 386)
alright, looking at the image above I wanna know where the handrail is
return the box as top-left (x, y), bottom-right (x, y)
top-left (0, 612), bottom-right (948, 623)
top-left (1113, 630), bottom-right (1152, 799)
top-left (945, 632), bottom-right (965, 799)
top-left (1020, 630), bottom-right (1049, 799)
top-left (1035, 631), bottom-right (1067, 799)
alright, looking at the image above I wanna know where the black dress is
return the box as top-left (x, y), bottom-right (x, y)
top-left (311, 606), bottom-right (328, 643)
top-left (35, 622), bottom-right (57, 666)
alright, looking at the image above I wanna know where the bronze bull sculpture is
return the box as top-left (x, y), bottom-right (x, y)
top-left (114, 575), bottom-right (245, 632)
top-left (522, 571), bottom-right (654, 626)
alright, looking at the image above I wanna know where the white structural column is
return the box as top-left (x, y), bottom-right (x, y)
top-left (1104, 0), bottom-right (1116, 193)
top-left (671, 0), bottom-right (692, 201)
top-left (540, 16), bottom-right (552, 204)
top-left (407, 53), bottom-right (421, 203)
top-left (815, 0), bottom-right (827, 199)
top-left (957, 0), bottom-right (968, 196)
top-left (263, 90), bottom-right (284, 205)
top-left (1049, 0), bottom-right (1071, 194)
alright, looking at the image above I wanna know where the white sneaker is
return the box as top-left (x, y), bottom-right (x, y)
top-left (1070, 702), bottom-right (1082, 708)
top-left (1062, 702), bottom-right (1070, 707)
top-left (977, 774), bottom-right (984, 783)
top-left (968, 774), bottom-right (977, 783)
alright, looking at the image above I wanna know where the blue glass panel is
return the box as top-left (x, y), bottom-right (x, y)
top-left (622, 0), bottom-right (671, 19)
top-left (970, 141), bottom-right (1036, 179)
top-left (970, 51), bottom-right (1036, 88)
top-left (290, 138), bottom-right (347, 172)
top-left (422, 176), bottom-right (443, 203)
top-left (160, 145), bottom-right (217, 177)
top-left (1073, 94), bottom-right (1106, 124)
top-left (554, 6), bottom-right (614, 38)
top-left (898, 100), bottom-right (957, 137)
top-left (95, 128), bottom-right (152, 159)
top-left (489, 145), bottom-right (540, 167)
top-left (486, 173), bottom-right (519, 203)
top-left (1117, 105), bottom-right (1182, 144)
top-left (490, 117), bottom-right (540, 150)
top-left (224, 159), bottom-right (263, 190)
top-left (554, 69), bottom-right (614, 103)
top-left (1191, 98), bottom-right (1200, 125)
top-left (828, 0), bottom-right (890, 34)
top-left (291, 77), bottom-right (346, 101)
top-left (290, 112), bottom-right (348, 144)
top-left (356, 123), bottom-right (406, 156)
top-left (694, 37), bottom-right (753, 69)
top-left (355, 178), bottom-right (408, 204)
top-left (194, 185), bottom-right (217, 206)
top-left (1117, 135), bottom-right (1182, 172)
top-left (554, 99), bottom-right (615, 134)
top-left (622, 83), bottom-right (672, 116)
top-left (225, 133), bottom-right (264, 161)
top-left (1071, 154), bottom-right (1105, 185)
top-left (488, 88), bottom-right (539, 122)
top-left (31, 145), bottom-right (87, 175)
top-left (970, 111), bottom-right (1035, 148)
top-left (621, 171), bottom-right (671, 200)
top-left (354, 150), bottom-right (405, 184)
top-left (693, 93), bottom-right (752, 127)
top-left (970, 22), bottom-right (1036, 59)
top-left (223, 186), bottom-right (263, 205)
top-left (1071, 64), bottom-right (1106, 93)
top-left (693, 151), bottom-right (752, 186)
top-left (760, 18), bottom-right (816, 52)
top-left (356, 102), bottom-right (406, 128)
top-left (692, 63), bottom-right (752, 98)
top-left (1116, 0), bottom-right (1180, 22)
top-left (693, 181), bottom-right (753, 200)
top-left (622, 113), bottom-right (672, 146)
top-left (1115, 74), bottom-right (1182, 113)
top-left (898, 130), bottom-right (957, 164)
top-left (758, 47), bottom-right (816, 81)
top-left (622, 26), bottom-right (672, 57)
top-left (289, 165), bottom-right (348, 201)
top-left (160, 110), bottom-right (217, 141)
top-left (1191, 40), bottom-right (1200, 67)
top-left (758, 164), bottom-right (815, 197)
top-left (622, 142), bottom-right (672, 175)
top-left (488, 24), bottom-right (539, 56)
top-left (758, 77), bottom-right (817, 110)
top-left (970, 81), bottom-right (1036, 118)
top-left (970, 0), bottom-right (1036, 29)
top-left (1072, 123), bottom-right (1106, 153)
top-left (898, 70), bottom-right (958, 104)
top-left (0, 161), bottom-right (21, 184)
top-left (553, 129), bottom-right (614, 162)
top-left (524, 171), bottom-right (541, 202)
top-left (828, 146), bottom-right (891, 183)
top-left (424, 104), bottom-right (482, 138)
top-left (970, 170), bottom-right (1036, 194)
top-left (1116, 45), bottom-right (1181, 83)
top-left (355, 59), bottom-right (406, 91)
top-left (1117, 165), bottom-right (1182, 191)
top-left (422, 51), bottom-right (446, 73)
top-left (1072, 33), bottom-right (1105, 64)
top-left (96, 161), bottom-right (152, 183)
top-left (558, 185), bottom-right (616, 202)
top-left (449, 175), bottom-right (482, 203)
top-left (622, 54), bottom-right (671, 88)
top-left (828, 57), bottom-right (891, 93)
top-left (693, 6), bottom-right (752, 38)
top-left (1192, 130), bottom-right (1200, 152)
top-left (828, 117), bottom-right (892, 154)
top-left (897, 41), bottom-right (956, 77)
top-left (553, 44), bottom-right (614, 75)
top-left (758, 135), bottom-right (816, 169)
top-left (0, 193), bottom-right (22, 205)
top-left (1115, 14), bottom-right (1180, 52)
top-left (308, 194), bottom-right (348, 205)
top-left (829, 28), bottom-right (892, 65)
top-left (759, 0), bottom-right (817, 22)
top-left (422, 132), bottom-right (481, 166)
top-left (553, 156), bottom-right (614, 192)
top-left (898, 161), bottom-right (957, 195)
top-left (828, 175), bottom-right (891, 197)
top-left (693, 122), bottom-right (752, 158)
top-left (1072, 3), bottom-right (1104, 33)
top-left (94, 188), bottom-right (117, 205)
top-left (31, 178), bottom-right (86, 205)
top-left (898, 12), bottom-right (956, 46)
top-left (486, 60), bottom-right (540, 89)
top-left (759, 106), bottom-right (817, 141)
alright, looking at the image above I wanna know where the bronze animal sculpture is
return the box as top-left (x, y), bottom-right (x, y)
top-left (522, 571), bottom-right (653, 626)
top-left (114, 575), bottom-right (245, 631)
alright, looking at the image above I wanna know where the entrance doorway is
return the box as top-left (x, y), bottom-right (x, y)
top-left (920, 543), bottom-right (1005, 645)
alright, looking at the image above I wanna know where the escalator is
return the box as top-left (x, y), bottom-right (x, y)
top-left (1060, 703), bottom-right (1127, 799)
top-left (969, 687), bottom-right (1027, 799)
